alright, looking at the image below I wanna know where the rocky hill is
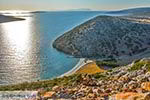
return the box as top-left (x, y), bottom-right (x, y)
top-left (53, 15), bottom-right (150, 65)
top-left (44, 58), bottom-right (150, 100)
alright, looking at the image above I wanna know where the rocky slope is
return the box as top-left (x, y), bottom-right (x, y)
top-left (53, 15), bottom-right (150, 65)
top-left (1, 58), bottom-right (150, 100)
top-left (40, 58), bottom-right (150, 100)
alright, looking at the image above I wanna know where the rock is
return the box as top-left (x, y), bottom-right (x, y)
top-left (145, 72), bottom-right (150, 81)
top-left (128, 81), bottom-right (139, 89)
top-left (110, 92), bottom-right (145, 100)
top-left (100, 93), bottom-right (109, 97)
top-left (118, 76), bottom-right (130, 83)
top-left (92, 88), bottom-right (100, 94)
top-left (140, 58), bottom-right (150, 63)
top-left (52, 86), bottom-right (60, 91)
top-left (72, 87), bottom-right (78, 92)
top-left (141, 82), bottom-right (150, 91)
top-left (128, 72), bottom-right (137, 78)
top-left (144, 93), bottom-right (150, 100)
top-left (136, 88), bottom-right (143, 93)
top-left (43, 91), bottom-right (55, 98)
top-left (117, 71), bottom-right (127, 77)
top-left (137, 70), bottom-right (145, 75)
top-left (88, 93), bottom-right (96, 98)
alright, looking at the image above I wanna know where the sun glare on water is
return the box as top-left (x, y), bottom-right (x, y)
top-left (1, 17), bottom-right (32, 55)
top-left (0, 16), bottom-right (40, 83)
top-left (0, 10), bottom-right (31, 17)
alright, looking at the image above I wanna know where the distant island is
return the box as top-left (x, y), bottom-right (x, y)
top-left (67, 8), bottom-right (92, 11)
top-left (0, 14), bottom-right (25, 23)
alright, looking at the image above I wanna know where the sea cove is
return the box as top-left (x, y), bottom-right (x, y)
top-left (0, 11), bottom-right (101, 85)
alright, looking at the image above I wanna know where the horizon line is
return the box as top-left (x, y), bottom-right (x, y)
top-left (0, 6), bottom-right (150, 12)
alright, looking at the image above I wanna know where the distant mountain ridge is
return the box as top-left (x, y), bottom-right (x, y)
top-left (107, 7), bottom-right (150, 14)
top-left (68, 8), bottom-right (92, 11)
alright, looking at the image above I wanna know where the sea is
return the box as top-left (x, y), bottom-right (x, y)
top-left (0, 11), bottom-right (102, 85)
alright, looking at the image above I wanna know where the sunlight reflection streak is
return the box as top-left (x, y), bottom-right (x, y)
top-left (0, 17), bottom-right (40, 84)
top-left (2, 18), bottom-right (31, 57)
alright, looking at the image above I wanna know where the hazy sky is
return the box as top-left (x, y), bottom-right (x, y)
top-left (0, 0), bottom-right (150, 11)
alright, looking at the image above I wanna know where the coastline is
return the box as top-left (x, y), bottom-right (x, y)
top-left (59, 58), bottom-right (93, 77)
top-left (53, 15), bottom-right (150, 65)
top-left (1, 8), bottom-right (150, 99)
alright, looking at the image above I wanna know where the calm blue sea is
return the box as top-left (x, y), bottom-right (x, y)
top-left (0, 11), bottom-right (102, 85)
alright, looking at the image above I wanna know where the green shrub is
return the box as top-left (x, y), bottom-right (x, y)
top-left (128, 60), bottom-right (150, 72)
top-left (96, 61), bottom-right (119, 68)
top-left (92, 73), bottom-right (107, 79)
top-left (0, 74), bottom-right (82, 91)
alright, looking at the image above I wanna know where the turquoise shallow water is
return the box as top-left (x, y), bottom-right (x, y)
top-left (0, 11), bottom-right (101, 85)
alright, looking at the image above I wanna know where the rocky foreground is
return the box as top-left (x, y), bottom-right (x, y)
top-left (40, 58), bottom-right (150, 100)
top-left (1, 58), bottom-right (150, 100)
top-left (53, 15), bottom-right (150, 65)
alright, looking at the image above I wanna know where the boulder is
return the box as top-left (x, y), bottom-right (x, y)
top-left (43, 91), bottom-right (55, 98)
top-left (141, 82), bottom-right (150, 91)
top-left (110, 92), bottom-right (150, 100)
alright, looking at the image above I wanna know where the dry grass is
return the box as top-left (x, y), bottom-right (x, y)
top-left (76, 62), bottom-right (106, 74)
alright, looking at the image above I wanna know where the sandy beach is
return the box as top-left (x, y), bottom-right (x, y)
top-left (76, 61), bottom-right (106, 74)
top-left (60, 59), bottom-right (93, 77)
top-left (60, 59), bottom-right (106, 77)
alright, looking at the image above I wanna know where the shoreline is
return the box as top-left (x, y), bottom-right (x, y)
top-left (59, 58), bottom-right (93, 77)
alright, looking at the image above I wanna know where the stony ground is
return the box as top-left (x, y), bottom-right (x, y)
top-left (1, 58), bottom-right (150, 100)
top-left (41, 58), bottom-right (150, 100)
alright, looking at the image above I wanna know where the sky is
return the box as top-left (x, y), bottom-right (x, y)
top-left (0, 0), bottom-right (150, 11)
